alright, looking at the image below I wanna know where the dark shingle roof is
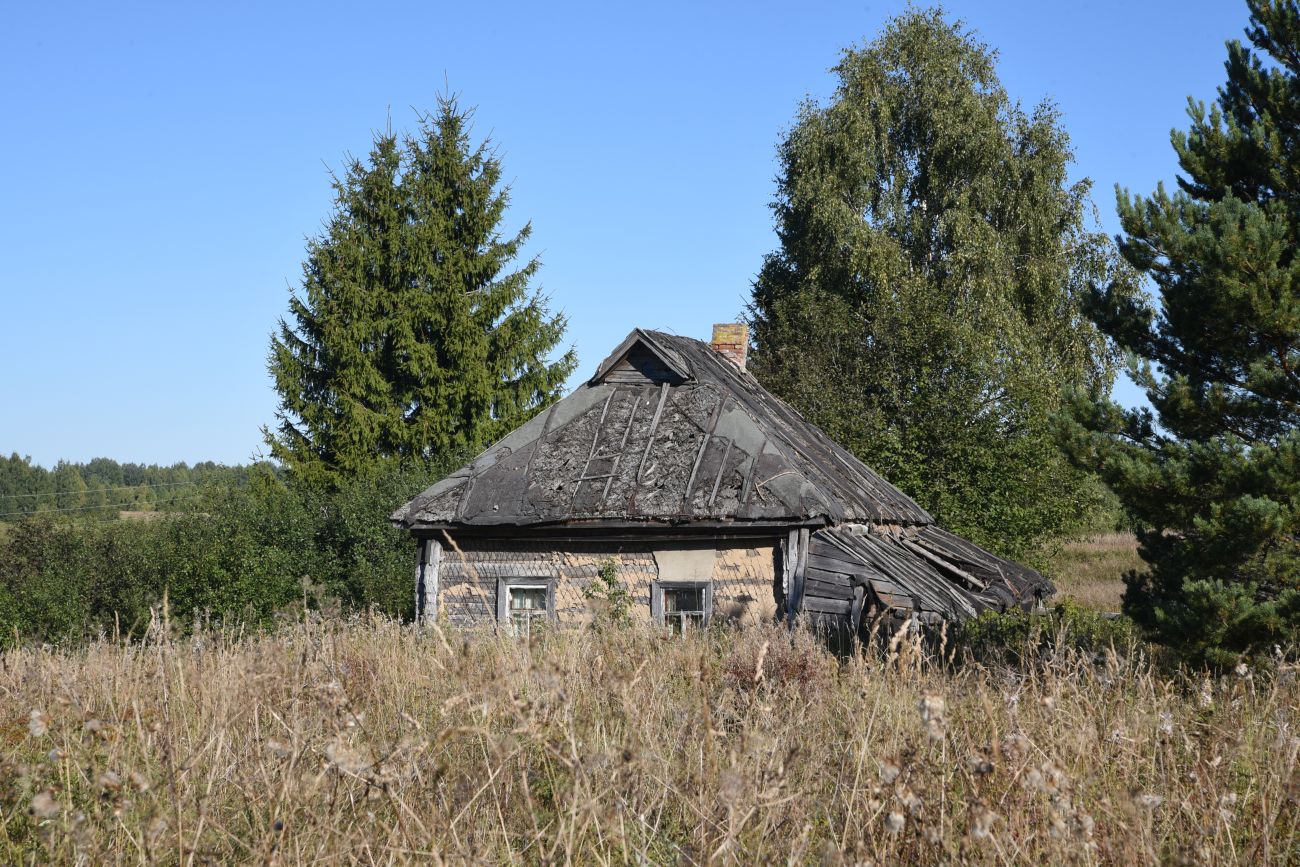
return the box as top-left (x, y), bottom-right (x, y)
top-left (392, 328), bottom-right (932, 530)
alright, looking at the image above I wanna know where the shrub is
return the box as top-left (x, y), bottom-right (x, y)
top-left (0, 458), bottom-right (453, 646)
top-left (581, 557), bottom-right (633, 629)
top-left (956, 600), bottom-right (1142, 666)
top-left (722, 622), bottom-right (833, 693)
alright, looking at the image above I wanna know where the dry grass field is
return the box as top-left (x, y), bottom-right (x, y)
top-left (1046, 533), bottom-right (1144, 612)
top-left (0, 615), bottom-right (1296, 865)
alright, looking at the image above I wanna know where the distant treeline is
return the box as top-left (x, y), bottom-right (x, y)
top-left (0, 459), bottom-right (451, 644)
top-left (0, 455), bottom-right (273, 518)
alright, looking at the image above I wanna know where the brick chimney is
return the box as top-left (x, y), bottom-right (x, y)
top-left (710, 323), bottom-right (748, 371)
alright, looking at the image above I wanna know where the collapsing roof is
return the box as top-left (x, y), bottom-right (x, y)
top-left (392, 328), bottom-right (931, 530)
top-left (392, 328), bottom-right (1052, 621)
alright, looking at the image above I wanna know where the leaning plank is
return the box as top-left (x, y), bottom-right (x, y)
top-left (635, 382), bottom-right (672, 483)
top-left (850, 583), bottom-right (866, 640)
top-left (899, 538), bottom-right (986, 591)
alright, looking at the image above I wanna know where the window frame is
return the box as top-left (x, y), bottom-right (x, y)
top-left (496, 577), bottom-right (557, 635)
top-left (650, 580), bottom-right (712, 633)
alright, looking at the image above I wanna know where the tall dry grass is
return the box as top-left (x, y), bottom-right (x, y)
top-left (1047, 533), bottom-right (1144, 612)
top-left (0, 616), bottom-right (1296, 865)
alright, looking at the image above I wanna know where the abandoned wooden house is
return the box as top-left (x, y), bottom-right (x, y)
top-left (391, 324), bottom-right (1053, 639)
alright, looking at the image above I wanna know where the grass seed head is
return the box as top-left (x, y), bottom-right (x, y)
top-left (971, 807), bottom-right (998, 840)
top-left (29, 790), bottom-right (59, 821)
top-left (898, 786), bottom-right (923, 816)
top-left (1133, 793), bottom-right (1164, 811)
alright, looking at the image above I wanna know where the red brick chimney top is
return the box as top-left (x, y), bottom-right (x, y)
top-left (710, 323), bottom-right (748, 371)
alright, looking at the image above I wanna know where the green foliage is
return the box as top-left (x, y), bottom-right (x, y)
top-left (748, 8), bottom-right (1120, 564)
top-left (267, 96), bottom-right (576, 483)
top-left (581, 557), bottom-right (633, 629)
top-left (956, 600), bottom-right (1142, 666)
top-left (1064, 0), bottom-right (1300, 666)
top-left (0, 454), bottom-right (267, 520)
top-left (0, 459), bottom-right (456, 646)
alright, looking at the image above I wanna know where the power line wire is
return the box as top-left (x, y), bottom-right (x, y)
top-left (0, 489), bottom-right (207, 519)
top-left (0, 480), bottom-right (220, 500)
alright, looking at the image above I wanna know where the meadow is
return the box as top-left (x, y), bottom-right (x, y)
top-left (1046, 533), bottom-right (1144, 613)
top-left (0, 605), bottom-right (1295, 865)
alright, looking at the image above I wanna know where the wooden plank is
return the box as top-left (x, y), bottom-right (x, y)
top-left (808, 556), bottom-right (908, 599)
top-left (739, 438), bottom-right (765, 506)
top-left (804, 576), bottom-right (855, 600)
top-left (850, 583), bottom-right (866, 638)
top-left (601, 389), bottom-right (643, 503)
top-left (806, 550), bottom-right (873, 575)
top-left (569, 388), bottom-right (618, 511)
top-left (426, 539), bottom-right (441, 623)
top-left (414, 540), bottom-right (426, 624)
top-left (790, 526), bottom-right (810, 621)
top-left (442, 562), bottom-right (559, 579)
top-left (635, 382), bottom-right (671, 483)
top-left (900, 538), bottom-right (986, 591)
top-left (707, 437), bottom-right (734, 507)
top-left (784, 528), bottom-right (799, 626)
top-left (801, 595), bottom-right (853, 615)
top-left (682, 396), bottom-right (724, 510)
top-left (803, 565), bottom-right (853, 587)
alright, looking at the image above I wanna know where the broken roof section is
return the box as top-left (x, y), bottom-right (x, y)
top-left (392, 328), bottom-right (932, 531)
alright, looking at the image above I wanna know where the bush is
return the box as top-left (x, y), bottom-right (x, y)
top-left (0, 459), bottom-right (454, 646)
top-left (581, 557), bottom-right (633, 630)
top-left (956, 600), bottom-right (1142, 666)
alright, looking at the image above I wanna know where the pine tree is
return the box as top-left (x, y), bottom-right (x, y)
top-left (750, 9), bottom-right (1118, 563)
top-left (267, 97), bottom-right (576, 481)
top-left (1067, 0), bottom-right (1300, 665)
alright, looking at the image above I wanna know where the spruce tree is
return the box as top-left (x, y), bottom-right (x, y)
top-left (1067, 0), bottom-right (1300, 665)
top-left (750, 9), bottom-right (1118, 563)
top-left (267, 97), bottom-right (576, 482)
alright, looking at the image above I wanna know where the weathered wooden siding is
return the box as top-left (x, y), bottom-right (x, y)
top-left (434, 538), bottom-right (779, 628)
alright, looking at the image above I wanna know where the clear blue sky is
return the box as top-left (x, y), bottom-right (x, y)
top-left (0, 0), bottom-right (1249, 467)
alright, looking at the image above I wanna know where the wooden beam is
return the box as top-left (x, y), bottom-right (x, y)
top-left (682, 397), bottom-right (726, 511)
top-left (801, 595), bottom-right (852, 616)
top-left (414, 541), bottom-right (426, 624)
top-left (427, 539), bottom-right (441, 622)
top-left (635, 382), bottom-right (672, 483)
top-left (850, 584), bottom-right (866, 647)
top-left (739, 440), bottom-right (763, 505)
top-left (707, 437), bottom-right (734, 507)
top-left (569, 388), bottom-right (619, 511)
top-left (415, 538), bottom-right (442, 625)
top-left (786, 527), bottom-right (810, 628)
top-left (601, 390), bottom-right (642, 504)
top-left (785, 528), bottom-right (805, 628)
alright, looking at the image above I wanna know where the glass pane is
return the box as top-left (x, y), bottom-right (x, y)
top-left (664, 586), bottom-right (703, 614)
top-left (666, 611), bottom-right (704, 635)
top-left (510, 587), bottom-right (547, 612)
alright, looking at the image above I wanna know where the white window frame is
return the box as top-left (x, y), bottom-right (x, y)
top-left (497, 578), bottom-right (556, 636)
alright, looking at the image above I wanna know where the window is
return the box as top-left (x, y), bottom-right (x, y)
top-left (651, 581), bottom-right (711, 634)
top-left (496, 579), bottom-right (555, 636)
